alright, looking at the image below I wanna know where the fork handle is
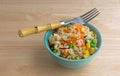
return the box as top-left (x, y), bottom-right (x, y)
top-left (18, 22), bottom-right (61, 37)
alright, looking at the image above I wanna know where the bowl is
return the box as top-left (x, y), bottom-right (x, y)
top-left (44, 22), bottom-right (102, 68)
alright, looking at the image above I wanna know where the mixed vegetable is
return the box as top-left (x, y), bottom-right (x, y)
top-left (49, 23), bottom-right (97, 60)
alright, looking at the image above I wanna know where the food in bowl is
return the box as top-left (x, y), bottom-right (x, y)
top-left (48, 23), bottom-right (97, 60)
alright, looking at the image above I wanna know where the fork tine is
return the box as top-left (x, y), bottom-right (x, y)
top-left (84, 12), bottom-right (100, 22)
top-left (81, 8), bottom-right (97, 18)
top-left (81, 8), bottom-right (98, 19)
top-left (82, 9), bottom-right (99, 20)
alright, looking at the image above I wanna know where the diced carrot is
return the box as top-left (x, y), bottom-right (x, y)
top-left (63, 29), bottom-right (71, 33)
top-left (71, 37), bottom-right (77, 42)
top-left (76, 27), bottom-right (81, 33)
top-left (81, 43), bottom-right (85, 47)
top-left (74, 24), bottom-right (83, 33)
top-left (63, 49), bottom-right (67, 56)
top-left (64, 39), bottom-right (72, 43)
top-left (61, 38), bottom-right (75, 44)
top-left (74, 24), bottom-right (83, 28)
top-left (69, 38), bottom-right (77, 43)
top-left (62, 37), bottom-right (80, 44)
top-left (80, 35), bottom-right (84, 40)
top-left (77, 35), bottom-right (84, 40)
top-left (60, 40), bottom-right (65, 44)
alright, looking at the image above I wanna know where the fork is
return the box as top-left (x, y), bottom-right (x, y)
top-left (63, 8), bottom-right (100, 25)
top-left (80, 8), bottom-right (100, 23)
top-left (18, 8), bottom-right (100, 37)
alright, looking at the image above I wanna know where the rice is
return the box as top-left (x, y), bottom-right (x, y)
top-left (49, 23), bottom-right (97, 60)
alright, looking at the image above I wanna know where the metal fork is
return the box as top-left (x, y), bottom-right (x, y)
top-left (63, 8), bottom-right (100, 24)
top-left (81, 8), bottom-right (100, 22)
top-left (19, 8), bottom-right (100, 37)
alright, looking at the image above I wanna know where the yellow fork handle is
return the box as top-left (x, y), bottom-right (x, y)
top-left (18, 22), bottom-right (61, 37)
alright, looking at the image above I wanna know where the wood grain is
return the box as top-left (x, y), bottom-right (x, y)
top-left (0, 0), bottom-right (120, 76)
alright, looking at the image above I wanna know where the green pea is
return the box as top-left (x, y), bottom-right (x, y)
top-left (72, 55), bottom-right (78, 59)
top-left (52, 49), bottom-right (57, 53)
top-left (90, 43), bottom-right (95, 48)
top-left (92, 39), bottom-right (97, 44)
top-left (68, 43), bottom-right (74, 48)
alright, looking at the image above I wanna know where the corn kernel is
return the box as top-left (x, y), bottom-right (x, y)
top-left (89, 48), bottom-right (95, 55)
top-left (83, 50), bottom-right (90, 58)
top-left (86, 42), bottom-right (90, 48)
top-left (90, 31), bottom-right (95, 37)
top-left (71, 34), bottom-right (77, 38)
top-left (83, 54), bottom-right (89, 58)
top-left (67, 55), bottom-right (72, 59)
top-left (83, 49), bottom-right (89, 54)
top-left (81, 27), bottom-right (85, 33)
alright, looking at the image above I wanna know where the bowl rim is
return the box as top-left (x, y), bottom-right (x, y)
top-left (44, 22), bottom-right (102, 62)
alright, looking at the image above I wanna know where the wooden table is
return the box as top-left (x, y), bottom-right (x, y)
top-left (0, 0), bottom-right (120, 76)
